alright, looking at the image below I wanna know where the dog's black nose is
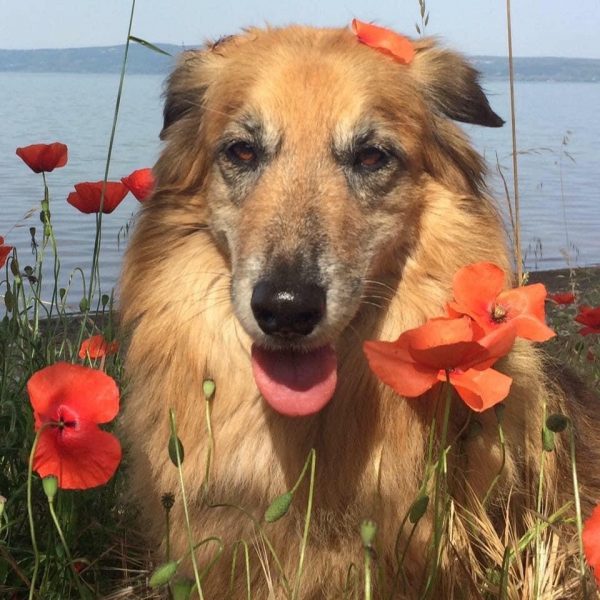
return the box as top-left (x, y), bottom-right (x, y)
top-left (251, 281), bottom-right (326, 337)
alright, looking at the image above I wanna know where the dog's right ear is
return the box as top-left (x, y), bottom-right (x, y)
top-left (410, 39), bottom-right (504, 128)
top-left (161, 49), bottom-right (208, 139)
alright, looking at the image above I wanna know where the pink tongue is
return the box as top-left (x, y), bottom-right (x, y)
top-left (251, 344), bottom-right (338, 417)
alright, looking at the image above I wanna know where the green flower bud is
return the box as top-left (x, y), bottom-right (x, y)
top-left (203, 379), bottom-right (216, 400)
top-left (168, 435), bottom-right (185, 466)
top-left (0, 494), bottom-right (6, 520)
top-left (360, 519), bottom-right (377, 548)
top-left (79, 297), bottom-right (89, 313)
top-left (4, 289), bottom-right (13, 312)
top-left (409, 495), bottom-right (429, 524)
top-left (542, 426), bottom-right (555, 452)
top-left (42, 476), bottom-right (58, 502)
top-left (171, 577), bottom-right (194, 600)
top-left (546, 413), bottom-right (569, 433)
top-left (149, 560), bottom-right (179, 588)
top-left (264, 491), bottom-right (293, 523)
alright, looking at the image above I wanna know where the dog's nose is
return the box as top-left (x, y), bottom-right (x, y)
top-left (251, 281), bottom-right (326, 337)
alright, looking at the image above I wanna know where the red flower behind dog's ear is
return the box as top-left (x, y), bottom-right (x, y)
top-left (27, 362), bottom-right (121, 489)
top-left (547, 291), bottom-right (576, 305)
top-left (67, 181), bottom-right (129, 214)
top-left (0, 237), bottom-right (13, 268)
top-left (364, 316), bottom-right (515, 412)
top-left (79, 335), bottom-right (119, 359)
top-left (351, 19), bottom-right (415, 65)
top-left (575, 305), bottom-right (600, 336)
top-left (583, 505), bottom-right (600, 585)
top-left (121, 168), bottom-right (154, 202)
top-left (16, 142), bottom-right (68, 174)
top-left (448, 262), bottom-right (555, 342)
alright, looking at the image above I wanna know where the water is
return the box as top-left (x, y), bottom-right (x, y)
top-left (1, 73), bottom-right (599, 309)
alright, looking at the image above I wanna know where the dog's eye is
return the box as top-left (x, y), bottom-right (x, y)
top-left (354, 147), bottom-right (388, 171)
top-left (226, 141), bottom-right (258, 165)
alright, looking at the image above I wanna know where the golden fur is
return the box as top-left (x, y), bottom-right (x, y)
top-left (119, 25), bottom-right (600, 598)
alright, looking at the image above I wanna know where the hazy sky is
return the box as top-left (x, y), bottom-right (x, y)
top-left (1, 0), bottom-right (599, 58)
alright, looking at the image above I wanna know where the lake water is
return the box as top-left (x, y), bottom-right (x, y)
top-left (1, 72), bottom-right (599, 309)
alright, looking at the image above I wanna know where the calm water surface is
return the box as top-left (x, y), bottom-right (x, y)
top-left (1, 72), bottom-right (599, 307)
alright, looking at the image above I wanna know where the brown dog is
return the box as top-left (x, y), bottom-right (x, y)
top-left (120, 24), bottom-right (599, 598)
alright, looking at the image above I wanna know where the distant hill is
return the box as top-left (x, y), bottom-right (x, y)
top-left (1, 44), bottom-right (599, 82)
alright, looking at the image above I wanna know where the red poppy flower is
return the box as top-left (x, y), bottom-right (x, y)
top-left (583, 504), bottom-right (600, 585)
top-left (547, 291), bottom-right (576, 305)
top-left (351, 19), bottom-right (415, 65)
top-left (67, 181), bottom-right (129, 214)
top-left (121, 168), bottom-right (154, 202)
top-left (0, 236), bottom-right (13, 268)
top-left (16, 142), bottom-right (68, 173)
top-left (575, 305), bottom-right (600, 336)
top-left (27, 362), bottom-right (121, 489)
top-left (448, 262), bottom-right (555, 342)
top-left (79, 335), bottom-right (119, 359)
top-left (364, 316), bottom-right (515, 412)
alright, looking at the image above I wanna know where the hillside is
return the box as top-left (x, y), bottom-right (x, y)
top-left (1, 44), bottom-right (599, 81)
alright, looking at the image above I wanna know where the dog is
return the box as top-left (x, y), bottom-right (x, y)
top-left (119, 24), bottom-right (600, 598)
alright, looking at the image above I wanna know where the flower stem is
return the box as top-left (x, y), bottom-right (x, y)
top-left (47, 498), bottom-right (89, 599)
top-left (569, 424), bottom-right (588, 599)
top-left (27, 428), bottom-right (45, 600)
top-left (424, 379), bottom-right (452, 597)
top-left (292, 449), bottom-right (316, 600)
top-left (169, 409), bottom-right (204, 599)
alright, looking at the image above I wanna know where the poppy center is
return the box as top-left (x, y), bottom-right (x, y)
top-left (52, 405), bottom-right (78, 433)
top-left (491, 303), bottom-right (507, 323)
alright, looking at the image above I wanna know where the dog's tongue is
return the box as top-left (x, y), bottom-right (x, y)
top-left (251, 344), bottom-right (337, 417)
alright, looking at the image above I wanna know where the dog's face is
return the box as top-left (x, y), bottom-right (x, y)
top-left (155, 26), bottom-right (502, 416)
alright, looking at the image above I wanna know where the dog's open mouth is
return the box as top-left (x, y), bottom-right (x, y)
top-left (250, 344), bottom-right (338, 416)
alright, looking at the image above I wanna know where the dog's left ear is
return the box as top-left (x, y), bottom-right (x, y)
top-left (410, 39), bottom-right (504, 128)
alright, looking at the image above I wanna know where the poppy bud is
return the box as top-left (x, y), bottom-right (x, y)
top-left (409, 495), bottom-right (429, 524)
top-left (4, 289), bottom-right (13, 312)
top-left (203, 379), bottom-right (216, 400)
top-left (79, 297), bottom-right (89, 313)
top-left (361, 520), bottom-right (377, 548)
top-left (168, 435), bottom-right (185, 466)
top-left (546, 414), bottom-right (569, 433)
top-left (101, 294), bottom-right (110, 308)
top-left (171, 578), bottom-right (195, 600)
top-left (542, 426), bottom-right (555, 452)
top-left (264, 491), bottom-right (293, 523)
top-left (161, 492), bottom-right (175, 511)
top-left (10, 258), bottom-right (19, 277)
top-left (0, 495), bottom-right (6, 520)
top-left (149, 560), bottom-right (179, 588)
top-left (42, 476), bottom-right (58, 502)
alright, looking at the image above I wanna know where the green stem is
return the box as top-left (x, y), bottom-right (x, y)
top-left (85, 0), bottom-right (136, 314)
top-left (47, 498), bottom-right (88, 598)
top-left (169, 409), bottom-right (204, 599)
top-left (27, 427), bottom-right (47, 600)
top-left (292, 449), bottom-right (316, 600)
top-left (482, 415), bottom-right (506, 508)
top-left (424, 379), bottom-right (452, 598)
top-left (569, 425), bottom-right (588, 599)
top-left (364, 545), bottom-right (372, 600)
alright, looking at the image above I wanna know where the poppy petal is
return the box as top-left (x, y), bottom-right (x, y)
top-left (406, 317), bottom-right (476, 369)
top-left (68, 181), bottom-right (129, 214)
top-left (364, 339), bottom-right (439, 397)
top-left (79, 335), bottom-right (119, 359)
top-left (499, 284), bottom-right (548, 324)
top-left (451, 262), bottom-right (505, 322)
top-left (449, 368), bottom-right (512, 412)
top-left (351, 19), bottom-right (415, 65)
top-left (583, 505), bottom-right (600, 585)
top-left (33, 423), bottom-right (121, 489)
top-left (121, 168), bottom-right (154, 202)
top-left (547, 291), bottom-right (575, 305)
top-left (0, 243), bottom-right (12, 268)
top-left (511, 315), bottom-right (555, 342)
top-left (16, 142), bottom-right (68, 173)
top-left (27, 362), bottom-right (119, 425)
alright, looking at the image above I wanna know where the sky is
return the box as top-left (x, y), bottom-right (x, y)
top-left (0, 0), bottom-right (599, 58)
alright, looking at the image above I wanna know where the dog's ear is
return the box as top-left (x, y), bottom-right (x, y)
top-left (410, 39), bottom-right (504, 128)
top-left (161, 49), bottom-right (208, 139)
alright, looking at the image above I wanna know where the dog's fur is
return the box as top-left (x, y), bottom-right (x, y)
top-left (120, 25), bottom-right (600, 597)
